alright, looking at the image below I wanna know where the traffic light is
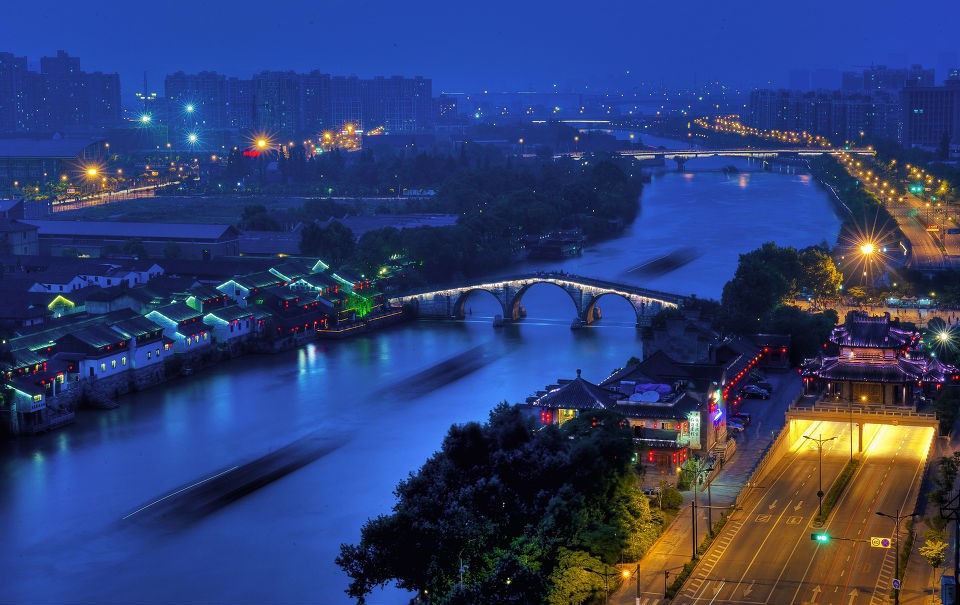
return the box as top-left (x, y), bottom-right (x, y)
top-left (811, 532), bottom-right (830, 543)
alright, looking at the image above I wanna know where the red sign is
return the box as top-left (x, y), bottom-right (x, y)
top-left (242, 150), bottom-right (260, 157)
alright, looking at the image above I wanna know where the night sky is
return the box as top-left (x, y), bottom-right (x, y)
top-left (3, 0), bottom-right (958, 100)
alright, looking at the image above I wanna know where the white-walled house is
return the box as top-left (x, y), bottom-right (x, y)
top-left (109, 315), bottom-right (171, 369)
top-left (145, 302), bottom-right (212, 354)
top-left (203, 305), bottom-right (256, 346)
top-left (55, 325), bottom-right (133, 380)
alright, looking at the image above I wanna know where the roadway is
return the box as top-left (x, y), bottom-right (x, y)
top-left (884, 198), bottom-right (947, 269)
top-left (673, 421), bottom-right (934, 605)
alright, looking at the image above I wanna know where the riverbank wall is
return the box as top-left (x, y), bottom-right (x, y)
top-left (4, 308), bottom-right (411, 438)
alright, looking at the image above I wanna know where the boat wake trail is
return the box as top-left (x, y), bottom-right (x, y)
top-left (123, 432), bottom-right (346, 526)
top-left (622, 246), bottom-right (702, 278)
top-left (373, 344), bottom-right (498, 400)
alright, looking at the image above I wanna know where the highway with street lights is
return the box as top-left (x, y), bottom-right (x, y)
top-left (674, 421), bottom-right (933, 605)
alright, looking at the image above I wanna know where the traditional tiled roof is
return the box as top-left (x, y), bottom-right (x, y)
top-left (205, 305), bottom-right (255, 323)
top-left (269, 261), bottom-right (312, 282)
top-left (150, 302), bottom-right (202, 323)
top-left (188, 283), bottom-right (226, 301)
top-left (601, 350), bottom-right (689, 388)
top-left (533, 369), bottom-right (622, 410)
top-left (109, 316), bottom-right (165, 340)
top-left (62, 324), bottom-right (129, 350)
top-left (235, 271), bottom-right (286, 291)
top-left (613, 393), bottom-right (702, 420)
top-left (922, 357), bottom-right (958, 382)
top-left (806, 356), bottom-right (930, 382)
top-left (832, 312), bottom-right (915, 349)
top-left (295, 273), bottom-right (339, 289)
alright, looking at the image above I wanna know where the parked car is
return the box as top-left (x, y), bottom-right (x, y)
top-left (740, 385), bottom-right (770, 399)
top-left (727, 420), bottom-right (745, 431)
top-left (730, 413), bottom-right (752, 425)
top-left (642, 487), bottom-right (660, 497)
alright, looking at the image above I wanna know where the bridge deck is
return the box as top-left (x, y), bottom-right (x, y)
top-left (786, 403), bottom-right (938, 428)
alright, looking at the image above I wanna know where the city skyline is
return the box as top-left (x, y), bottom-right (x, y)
top-left (3, 0), bottom-right (958, 101)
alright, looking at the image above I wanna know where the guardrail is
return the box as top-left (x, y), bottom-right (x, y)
top-left (787, 403), bottom-right (937, 420)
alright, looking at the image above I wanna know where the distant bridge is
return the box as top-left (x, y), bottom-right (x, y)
top-left (390, 273), bottom-right (687, 327)
top-left (560, 147), bottom-right (875, 169)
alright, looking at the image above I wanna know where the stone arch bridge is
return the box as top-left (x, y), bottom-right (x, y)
top-left (391, 273), bottom-right (687, 327)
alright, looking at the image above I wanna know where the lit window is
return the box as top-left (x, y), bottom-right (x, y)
top-left (33, 394), bottom-right (42, 402)
top-left (100, 363), bottom-right (106, 372)
top-left (203, 333), bottom-right (208, 340)
top-left (156, 348), bottom-right (160, 356)
top-left (121, 357), bottom-right (126, 366)
top-left (147, 351), bottom-right (152, 359)
top-left (111, 360), bottom-right (117, 369)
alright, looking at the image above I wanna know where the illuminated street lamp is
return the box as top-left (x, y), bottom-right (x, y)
top-left (584, 565), bottom-right (618, 602)
top-left (622, 564), bottom-right (640, 605)
top-left (803, 433), bottom-right (837, 518)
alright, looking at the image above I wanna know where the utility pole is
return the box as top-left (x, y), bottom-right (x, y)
top-left (942, 491), bottom-right (960, 583)
top-left (876, 507), bottom-right (919, 605)
top-left (803, 433), bottom-right (837, 518)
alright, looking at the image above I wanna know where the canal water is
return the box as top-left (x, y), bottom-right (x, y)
top-left (0, 154), bottom-right (842, 604)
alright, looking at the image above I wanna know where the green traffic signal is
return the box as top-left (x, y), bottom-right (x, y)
top-left (811, 533), bottom-right (830, 543)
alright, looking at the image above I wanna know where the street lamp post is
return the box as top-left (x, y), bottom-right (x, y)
top-left (584, 566), bottom-right (617, 603)
top-left (689, 456), bottom-right (716, 558)
top-left (876, 507), bottom-right (919, 605)
top-left (622, 564), bottom-right (640, 605)
top-left (803, 433), bottom-right (837, 518)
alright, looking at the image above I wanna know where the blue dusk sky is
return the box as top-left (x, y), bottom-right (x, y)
top-left (2, 0), bottom-right (957, 99)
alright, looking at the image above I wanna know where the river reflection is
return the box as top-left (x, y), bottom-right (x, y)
top-left (0, 159), bottom-right (841, 604)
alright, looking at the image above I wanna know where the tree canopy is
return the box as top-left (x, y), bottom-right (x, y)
top-left (336, 404), bottom-right (666, 604)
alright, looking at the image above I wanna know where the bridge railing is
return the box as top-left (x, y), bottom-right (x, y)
top-left (389, 272), bottom-right (688, 306)
top-left (787, 403), bottom-right (937, 420)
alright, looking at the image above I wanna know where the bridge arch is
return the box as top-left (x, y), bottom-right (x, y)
top-left (583, 292), bottom-right (646, 325)
top-left (452, 288), bottom-right (506, 319)
top-left (507, 280), bottom-right (582, 322)
top-left (390, 273), bottom-right (685, 327)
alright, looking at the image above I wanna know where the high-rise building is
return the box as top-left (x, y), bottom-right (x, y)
top-left (164, 71), bottom-right (229, 130)
top-left (901, 80), bottom-right (960, 149)
top-left (329, 76), bottom-right (361, 130)
top-left (252, 71), bottom-right (301, 137)
top-left (748, 89), bottom-right (901, 142)
top-left (85, 71), bottom-right (122, 127)
top-left (360, 76), bottom-right (432, 133)
top-left (0, 51), bottom-right (121, 133)
top-left (0, 53), bottom-right (28, 132)
top-left (841, 71), bottom-right (864, 93)
top-left (40, 51), bottom-right (87, 129)
top-left (299, 71), bottom-right (332, 135)
top-left (225, 77), bottom-right (254, 131)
